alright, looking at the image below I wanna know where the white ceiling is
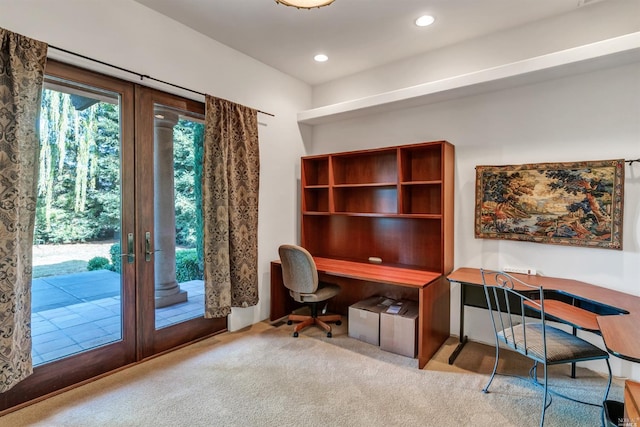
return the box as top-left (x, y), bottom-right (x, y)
top-left (133, 0), bottom-right (599, 86)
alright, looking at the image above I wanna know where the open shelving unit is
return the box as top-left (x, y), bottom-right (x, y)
top-left (301, 140), bottom-right (454, 274)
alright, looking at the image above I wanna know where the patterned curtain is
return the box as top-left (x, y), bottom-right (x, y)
top-left (202, 96), bottom-right (260, 318)
top-left (0, 28), bottom-right (47, 392)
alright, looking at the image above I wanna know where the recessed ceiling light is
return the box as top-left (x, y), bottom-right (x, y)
top-left (415, 15), bottom-right (435, 27)
top-left (314, 54), bottom-right (328, 62)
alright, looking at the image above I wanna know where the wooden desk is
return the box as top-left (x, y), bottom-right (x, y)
top-left (447, 267), bottom-right (640, 364)
top-left (271, 257), bottom-right (450, 369)
top-left (526, 300), bottom-right (600, 331)
top-left (626, 380), bottom-right (640, 425)
top-left (597, 314), bottom-right (640, 363)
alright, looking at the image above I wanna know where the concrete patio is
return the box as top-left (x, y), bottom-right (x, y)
top-left (31, 270), bottom-right (204, 365)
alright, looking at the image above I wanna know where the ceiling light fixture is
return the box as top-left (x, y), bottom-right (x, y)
top-left (314, 54), bottom-right (328, 62)
top-left (275, 0), bottom-right (335, 9)
top-left (415, 15), bottom-right (435, 27)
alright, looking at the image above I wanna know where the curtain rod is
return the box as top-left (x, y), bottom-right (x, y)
top-left (626, 158), bottom-right (640, 165)
top-left (48, 45), bottom-right (275, 117)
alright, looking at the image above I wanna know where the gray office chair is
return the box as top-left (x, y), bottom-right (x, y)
top-left (278, 244), bottom-right (342, 337)
top-left (480, 269), bottom-right (612, 427)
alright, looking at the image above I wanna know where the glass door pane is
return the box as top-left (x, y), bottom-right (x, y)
top-left (152, 105), bottom-right (205, 329)
top-left (135, 87), bottom-right (225, 359)
top-left (32, 78), bottom-right (124, 365)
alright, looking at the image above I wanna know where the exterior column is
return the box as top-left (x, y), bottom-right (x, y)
top-left (153, 106), bottom-right (188, 308)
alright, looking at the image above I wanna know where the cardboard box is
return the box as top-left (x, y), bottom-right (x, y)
top-left (348, 296), bottom-right (396, 346)
top-left (380, 300), bottom-right (419, 358)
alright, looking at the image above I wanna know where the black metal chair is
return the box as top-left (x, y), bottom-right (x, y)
top-left (480, 269), bottom-right (612, 427)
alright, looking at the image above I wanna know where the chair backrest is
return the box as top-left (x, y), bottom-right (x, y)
top-left (480, 269), bottom-right (547, 360)
top-left (278, 244), bottom-right (319, 295)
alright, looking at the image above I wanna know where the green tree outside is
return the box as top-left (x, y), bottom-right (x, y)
top-left (35, 89), bottom-right (204, 274)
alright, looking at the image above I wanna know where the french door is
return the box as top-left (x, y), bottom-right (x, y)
top-left (0, 61), bottom-right (225, 411)
top-left (134, 86), bottom-right (225, 358)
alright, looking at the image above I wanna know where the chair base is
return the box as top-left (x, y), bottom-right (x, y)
top-left (288, 312), bottom-right (342, 338)
top-left (483, 353), bottom-right (612, 427)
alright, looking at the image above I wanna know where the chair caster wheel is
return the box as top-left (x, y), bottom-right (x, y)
top-left (327, 332), bottom-right (332, 338)
top-left (293, 332), bottom-right (299, 338)
top-left (287, 320), bottom-right (292, 325)
top-left (335, 320), bottom-right (342, 326)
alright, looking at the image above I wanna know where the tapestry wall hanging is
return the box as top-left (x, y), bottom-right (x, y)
top-left (475, 159), bottom-right (624, 250)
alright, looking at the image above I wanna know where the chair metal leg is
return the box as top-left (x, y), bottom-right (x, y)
top-left (541, 363), bottom-right (548, 427)
top-left (571, 327), bottom-right (577, 379)
top-left (601, 359), bottom-right (613, 427)
top-left (483, 343), bottom-right (500, 393)
top-left (603, 359), bottom-right (612, 403)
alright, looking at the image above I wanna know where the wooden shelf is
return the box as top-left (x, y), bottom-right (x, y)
top-left (401, 180), bottom-right (442, 185)
top-left (302, 156), bottom-right (329, 186)
top-left (332, 212), bottom-right (397, 218)
top-left (401, 184), bottom-right (441, 215)
top-left (302, 211), bottom-right (331, 216)
top-left (300, 140), bottom-right (454, 273)
top-left (400, 144), bottom-right (442, 182)
top-left (334, 187), bottom-right (397, 214)
top-left (400, 214), bottom-right (442, 219)
top-left (332, 149), bottom-right (397, 186)
top-left (334, 182), bottom-right (397, 188)
top-left (302, 187), bottom-right (329, 213)
top-left (313, 212), bottom-right (443, 219)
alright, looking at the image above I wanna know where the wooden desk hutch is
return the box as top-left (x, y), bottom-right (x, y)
top-left (271, 140), bottom-right (455, 368)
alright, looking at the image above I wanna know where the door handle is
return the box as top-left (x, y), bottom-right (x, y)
top-left (118, 233), bottom-right (135, 263)
top-left (126, 232), bottom-right (135, 263)
top-left (144, 231), bottom-right (161, 261)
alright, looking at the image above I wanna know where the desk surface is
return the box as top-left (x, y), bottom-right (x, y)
top-left (274, 257), bottom-right (442, 288)
top-left (526, 299), bottom-right (600, 331)
top-left (597, 314), bottom-right (640, 363)
top-left (447, 267), bottom-right (640, 364)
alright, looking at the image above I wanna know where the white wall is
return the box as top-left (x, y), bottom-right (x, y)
top-left (308, 61), bottom-right (640, 379)
top-left (312, 0), bottom-right (640, 107)
top-left (0, 0), bottom-right (311, 331)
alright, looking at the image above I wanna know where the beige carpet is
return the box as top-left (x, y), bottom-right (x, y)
top-left (1, 320), bottom-right (622, 427)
